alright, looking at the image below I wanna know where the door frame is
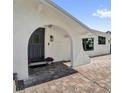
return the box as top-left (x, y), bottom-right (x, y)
top-left (28, 28), bottom-right (45, 64)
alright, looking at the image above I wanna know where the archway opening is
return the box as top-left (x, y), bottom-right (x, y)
top-left (27, 25), bottom-right (76, 84)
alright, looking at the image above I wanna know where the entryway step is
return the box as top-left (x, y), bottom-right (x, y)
top-left (29, 62), bottom-right (46, 66)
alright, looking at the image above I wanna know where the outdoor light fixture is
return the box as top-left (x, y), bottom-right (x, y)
top-left (64, 35), bottom-right (69, 38)
top-left (44, 24), bottom-right (53, 28)
top-left (50, 35), bottom-right (54, 42)
top-left (48, 24), bottom-right (53, 28)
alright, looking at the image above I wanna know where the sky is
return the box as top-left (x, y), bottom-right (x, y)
top-left (53, 0), bottom-right (111, 32)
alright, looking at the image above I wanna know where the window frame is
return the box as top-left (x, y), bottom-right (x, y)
top-left (82, 38), bottom-right (94, 51)
top-left (98, 36), bottom-right (106, 45)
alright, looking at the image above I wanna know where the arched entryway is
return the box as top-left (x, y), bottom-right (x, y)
top-left (26, 25), bottom-right (79, 86)
top-left (28, 25), bottom-right (73, 76)
top-left (28, 25), bottom-right (73, 67)
top-left (28, 28), bottom-right (45, 64)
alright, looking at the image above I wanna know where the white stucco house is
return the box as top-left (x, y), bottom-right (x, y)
top-left (13, 0), bottom-right (111, 80)
top-left (81, 29), bottom-right (111, 57)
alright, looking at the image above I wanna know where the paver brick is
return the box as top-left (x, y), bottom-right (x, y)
top-left (16, 55), bottom-right (111, 93)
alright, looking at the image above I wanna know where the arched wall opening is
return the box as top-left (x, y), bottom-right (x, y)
top-left (28, 24), bottom-right (73, 76)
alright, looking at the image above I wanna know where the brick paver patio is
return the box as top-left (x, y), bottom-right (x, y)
top-left (16, 55), bottom-right (111, 93)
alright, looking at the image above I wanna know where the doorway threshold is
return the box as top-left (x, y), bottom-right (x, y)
top-left (29, 62), bottom-right (46, 66)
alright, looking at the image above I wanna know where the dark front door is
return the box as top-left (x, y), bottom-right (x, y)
top-left (28, 28), bottom-right (45, 63)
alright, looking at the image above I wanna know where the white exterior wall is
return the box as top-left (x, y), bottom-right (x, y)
top-left (45, 26), bottom-right (71, 62)
top-left (81, 32), bottom-right (111, 57)
top-left (14, 0), bottom-right (90, 80)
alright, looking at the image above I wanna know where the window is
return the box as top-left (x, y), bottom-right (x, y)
top-left (33, 34), bottom-right (40, 43)
top-left (82, 38), bottom-right (94, 51)
top-left (98, 36), bottom-right (106, 44)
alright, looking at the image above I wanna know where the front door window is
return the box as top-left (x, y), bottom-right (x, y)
top-left (33, 34), bottom-right (40, 44)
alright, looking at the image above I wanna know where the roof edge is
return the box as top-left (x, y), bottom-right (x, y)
top-left (45, 0), bottom-right (91, 31)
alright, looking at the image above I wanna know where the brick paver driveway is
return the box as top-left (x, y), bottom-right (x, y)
top-left (16, 55), bottom-right (111, 93)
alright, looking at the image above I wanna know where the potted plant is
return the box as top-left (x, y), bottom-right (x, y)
top-left (44, 57), bottom-right (54, 65)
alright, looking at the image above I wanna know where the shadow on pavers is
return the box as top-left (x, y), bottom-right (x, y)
top-left (15, 62), bottom-right (78, 91)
